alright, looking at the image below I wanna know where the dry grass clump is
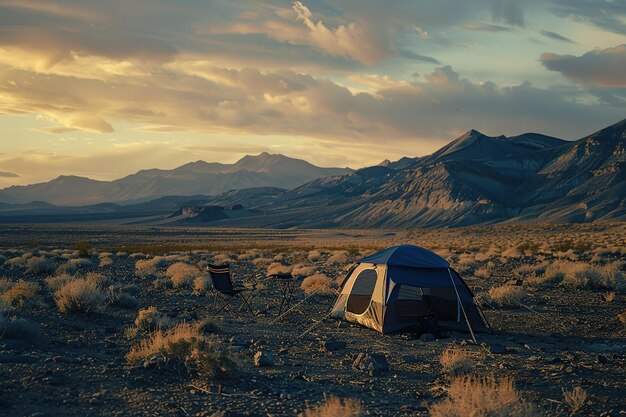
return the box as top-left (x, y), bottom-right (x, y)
top-left (562, 387), bottom-right (588, 415)
top-left (26, 256), bottom-right (57, 275)
top-left (6, 253), bottom-right (32, 268)
top-left (98, 256), bottom-right (114, 267)
top-left (1, 280), bottom-right (40, 308)
top-left (45, 273), bottom-right (73, 291)
top-left (212, 253), bottom-right (234, 265)
top-left (473, 267), bottom-right (491, 279)
top-left (57, 258), bottom-right (94, 275)
top-left (429, 376), bottom-right (540, 417)
top-left (135, 256), bottom-right (171, 278)
top-left (0, 316), bottom-right (45, 344)
top-left (267, 262), bottom-right (293, 275)
top-left (54, 278), bottom-right (106, 314)
top-left (134, 306), bottom-right (172, 331)
top-left (166, 263), bottom-right (202, 288)
top-left (193, 276), bottom-right (212, 295)
top-left (251, 257), bottom-right (273, 268)
top-left (326, 251), bottom-right (349, 265)
top-left (440, 348), bottom-right (476, 375)
top-left (0, 277), bottom-right (12, 293)
top-left (300, 395), bottom-right (362, 417)
top-left (618, 311), bottom-right (626, 327)
top-left (479, 285), bottom-right (526, 307)
top-left (196, 317), bottom-right (220, 335)
top-left (126, 323), bottom-right (236, 378)
top-left (292, 263), bottom-right (317, 277)
top-left (301, 273), bottom-right (337, 296)
top-left (107, 286), bottom-right (139, 309)
top-left (558, 262), bottom-right (625, 291)
top-left (308, 250), bottom-right (322, 262)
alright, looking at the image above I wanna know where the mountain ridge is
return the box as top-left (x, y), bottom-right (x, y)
top-left (0, 153), bottom-right (352, 206)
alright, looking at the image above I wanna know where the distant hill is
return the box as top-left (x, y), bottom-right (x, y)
top-left (1, 119), bottom-right (624, 228)
top-left (0, 153), bottom-right (352, 206)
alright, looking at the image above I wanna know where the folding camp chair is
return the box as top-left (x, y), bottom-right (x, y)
top-left (207, 264), bottom-right (256, 316)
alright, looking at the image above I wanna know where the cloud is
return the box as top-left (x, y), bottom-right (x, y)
top-left (32, 126), bottom-right (78, 135)
top-left (463, 23), bottom-right (515, 32)
top-left (0, 171), bottom-right (19, 178)
top-left (399, 50), bottom-right (440, 64)
top-left (541, 44), bottom-right (626, 87)
top-left (540, 30), bottom-right (576, 44)
top-left (491, 0), bottom-right (525, 27)
top-left (550, 0), bottom-right (626, 35)
top-left (291, 1), bottom-right (394, 65)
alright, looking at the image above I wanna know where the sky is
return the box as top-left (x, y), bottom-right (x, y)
top-left (0, 0), bottom-right (625, 187)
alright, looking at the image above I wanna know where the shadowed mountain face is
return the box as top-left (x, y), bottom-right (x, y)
top-left (0, 119), bottom-right (624, 227)
top-left (191, 119), bottom-right (625, 228)
top-left (0, 153), bottom-right (352, 206)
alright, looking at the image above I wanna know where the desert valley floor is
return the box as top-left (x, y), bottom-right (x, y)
top-left (0, 223), bottom-right (625, 416)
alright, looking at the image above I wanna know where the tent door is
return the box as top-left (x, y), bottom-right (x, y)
top-left (346, 269), bottom-right (378, 315)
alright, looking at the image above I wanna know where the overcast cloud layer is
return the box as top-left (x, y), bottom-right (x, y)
top-left (0, 0), bottom-right (625, 186)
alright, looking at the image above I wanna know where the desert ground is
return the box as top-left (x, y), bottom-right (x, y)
top-left (0, 223), bottom-right (625, 417)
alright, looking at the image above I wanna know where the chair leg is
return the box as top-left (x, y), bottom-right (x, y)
top-left (214, 294), bottom-right (239, 316)
top-left (240, 291), bottom-right (256, 315)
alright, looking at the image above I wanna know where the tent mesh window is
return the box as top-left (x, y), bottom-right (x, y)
top-left (396, 284), bottom-right (429, 322)
top-left (346, 269), bottom-right (377, 315)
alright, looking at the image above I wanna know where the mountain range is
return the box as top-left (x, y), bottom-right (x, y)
top-left (0, 153), bottom-right (351, 206)
top-left (0, 118), bottom-right (624, 227)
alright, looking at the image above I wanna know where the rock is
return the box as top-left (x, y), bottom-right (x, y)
top-left (420, 333), bottom-right (436, 342)
top-left (254, 351), bottom-right (275, 367)
top-left (230, 345), bottom-right (247, 353)
top-left (597, 354), bottom-right (608, 364)
top-left (352, 352), bottom-right (389, 376)
top-left (488, 343), bottom-right (508, 354)
top-left (401, 354), bottom-right (416, 363)
top-left (320, 340), bottom-right (346, 352)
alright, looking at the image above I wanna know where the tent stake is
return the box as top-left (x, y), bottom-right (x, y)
top-left (448, 268), bottom-right (477, 344)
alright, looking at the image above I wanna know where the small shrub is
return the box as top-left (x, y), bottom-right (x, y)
top-left (196, 318), bottom-right (220, 335)
top-left (473, 267), bottom-right (491, 279)
top-left (301, 273), bottom-right (337, 296)
top-left (98, 257), bottom-right (114, 268)
top-left (0, 316), bottom-right (45, 344)
top-left (326, 251), bottom-right (348, 265)
top-left (440, 348), bottom-right (475, 375)
top-left (166, 263), bottom-right (201, 288)
top-left (601, 291), bottom-right (615, 303)
top-left (126, 323), bottom-right (236, 378)
top-left (483, 285), bottom-right (526, 307)
top-left (26, 256), bottom-right (57, 275)
top-left (618, 311), bottom-right (626, 327)
top-left (428, 376), bottom-right (540, 417)
top-left (57, 258), bottom-right (94, 275)
top-left (267, 262), bottom-right (292, 275)
top-left (54, 278), bottom-right (105, 314)
top-left (0, 277), bottom-right (14, 293)
top-left (107, 286), bottom-right (139, 309)
top-left (308, 250), bottom-right (322, 262)
top-left (292, 263), bottom-right (316, 277)
top-left (1, 280), bottom-right (40, 308)
top-left (73, 242), bottom-right (92, 258)
top-left (135, 256), bottom-right (171, 278)
top-left (45, 273), bottom-right (73, 291)
top-left (251, 257), bottom-right (273, 268)
top-left (134, 306), bottom-right (172, 331)
top-left (153, 278), bottom-right (173, 290)
top-left (300, 395), bottom-right (362, 417)
top-left (562, 387), bottom-right (588, 415)
top-left (193, 276), bottom-right (212, 295)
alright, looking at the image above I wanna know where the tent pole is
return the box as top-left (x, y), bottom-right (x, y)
top-left (448, 268), bottom-right (477, 344)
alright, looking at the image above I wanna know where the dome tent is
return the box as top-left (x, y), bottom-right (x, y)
top-left (331, 245), bottom-right (489, 337)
